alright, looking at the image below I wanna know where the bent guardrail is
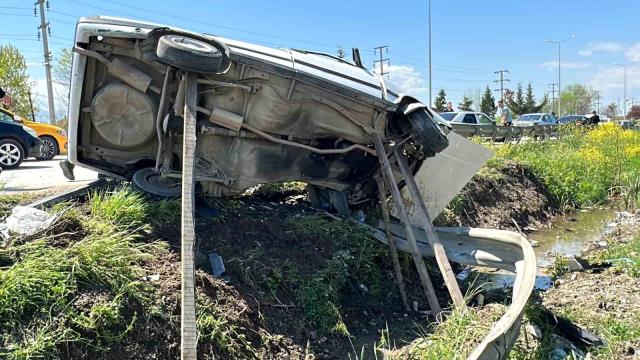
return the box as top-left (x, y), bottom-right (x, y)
top-left (448, 123), bottom-right (559, 142)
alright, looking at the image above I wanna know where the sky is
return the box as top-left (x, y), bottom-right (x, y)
top-left (1, 0), bottom-right (640, 122)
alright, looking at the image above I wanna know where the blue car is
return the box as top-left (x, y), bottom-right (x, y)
top-left (0, 110), bottom-right (42, 169)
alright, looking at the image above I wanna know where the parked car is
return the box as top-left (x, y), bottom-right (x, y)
top-left (0, 110), bottom-right (42, 169)
top-left (438, 111), bottom-right (496, 126)
top-left (557, 115), bottom-right (587, 124)
top-left (512, 113), bottom-right (557, 126)
top-left (68, 16), bottom-right (451, 203)
top-left (0, 107), bottom-right (68, 160)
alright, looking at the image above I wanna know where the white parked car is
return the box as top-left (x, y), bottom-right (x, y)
top-left (512, 113), bottom-right (557, 126)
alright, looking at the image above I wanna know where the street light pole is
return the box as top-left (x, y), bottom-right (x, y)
top-left (545, 35), bottom-right (576, 116)
top-left (614, 62), bottom-right (637, 120)
top-left (428, 0), bottom-right (432, 108)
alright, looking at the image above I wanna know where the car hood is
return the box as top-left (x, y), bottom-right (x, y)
top-left (23, 120), bottom-right (64, 132)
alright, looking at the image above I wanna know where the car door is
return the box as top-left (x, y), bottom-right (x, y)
top-left (462, 113), bottom-right (477, 125)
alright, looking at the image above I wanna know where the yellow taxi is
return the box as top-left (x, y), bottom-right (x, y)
top-left (0, 107), bottom-right (68, 160)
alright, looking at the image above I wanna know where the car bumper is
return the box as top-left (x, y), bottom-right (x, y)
top-left (28, 140), bottom-right (43, 158)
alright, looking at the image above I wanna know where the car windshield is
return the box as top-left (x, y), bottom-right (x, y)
top-left (439, 112), bottom-right (457, 121)
top-left (517, 114), bottom-right (541, 121)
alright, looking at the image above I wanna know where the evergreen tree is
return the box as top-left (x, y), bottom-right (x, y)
top-left (480, 86), bottom-right (496, 117)
top-left (507, 83), bottom-right (527, 115)
top-left (458, 96), bottom-right (473, 111)
top-left (433, 89), bottom-right (447, 112)
top-left (524, 83), bottom-right (548, 113)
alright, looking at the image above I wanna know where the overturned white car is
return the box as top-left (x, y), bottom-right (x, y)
top-left (68, 16), bottom-right (449, 205)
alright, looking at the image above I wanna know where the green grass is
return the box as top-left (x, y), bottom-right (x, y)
top-left (0, 187), bottom-right (164, 359)
top-left (284, 214), bottom-right (391, 334)
top-left (489, 124), bottom-right (640, 209)
top-left (590, 233), bottom-right (640, 277)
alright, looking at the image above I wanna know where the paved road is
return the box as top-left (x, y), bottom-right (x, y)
top-left (0, 155), bottom-right (98, 194)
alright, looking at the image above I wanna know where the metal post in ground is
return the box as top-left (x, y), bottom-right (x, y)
top-left (181, 72), bottom-right (198, 360)
top-left (372, 133), bottom-right (442, 316)
top-left (375, 176), bottom-right (410, 311)
top-left (394, 147), bottom-right (466, 311)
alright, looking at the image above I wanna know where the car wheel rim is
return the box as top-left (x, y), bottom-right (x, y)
top-left (41, 139), bottom-right (55, 158)
top-left (0, 143), bottom-right (21, 166)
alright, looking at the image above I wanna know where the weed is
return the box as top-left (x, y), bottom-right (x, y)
top-left (550, 254), bottom-right (570, 278)
top-left (89, 186), bottom-right (147, 227)
top-left (197, 294), bottom-right (256, 357)
top-left (590, 233), bottom-right (640, 277)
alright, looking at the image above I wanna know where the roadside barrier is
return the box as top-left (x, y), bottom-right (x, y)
top-left (448, 123), bottom-right (559, 143)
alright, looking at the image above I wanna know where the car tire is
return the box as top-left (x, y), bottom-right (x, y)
top-left (407, 109), bottom-right (449, 157)
top-left (132, 167), bottom-right (181, 197)
top-left (36, 135), bottom-right (58, 160)
top-left (0, 139), bottom-right (24, 169)
top-left (156, 34), bottom-right (229, 73)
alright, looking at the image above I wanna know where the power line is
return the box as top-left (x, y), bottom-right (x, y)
top-left (493, 70), bottom-right (510, 102)
top-left (373, 45), bottom-right (389, 78)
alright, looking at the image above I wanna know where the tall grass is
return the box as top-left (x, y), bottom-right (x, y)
top-left (0, 187), bottom-right (164, 358)
top-left (493, 124), bottom-right (640, 208)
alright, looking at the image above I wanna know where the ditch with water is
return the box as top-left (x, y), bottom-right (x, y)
top-left (462, 207), bottom-right (619, 291)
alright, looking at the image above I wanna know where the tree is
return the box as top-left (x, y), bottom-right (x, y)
top-left (458, 96), bottom-right (473, 111)
top-left (433, 89), bottom-right (447, 112)
top-left (336, 47), bottom-right (345, 59)
top-left (524, 83), bottom-right (548, 113)
top-left (507, 83), bottom-right (527, 115)
top-left (0, 45), bottom-right (36, 117)
top-left (603, 102), bottom-right (618, 118)
top-left (628, 105), bottom-right (640, 120)
top-left (53, 48), bottom-right (73, 123)
top-left (480, 86), bottom-right (496, 117)
top-left (559, 84), bottom-right (595, 115)
top-left (507, 83), bottom-right (547, 115)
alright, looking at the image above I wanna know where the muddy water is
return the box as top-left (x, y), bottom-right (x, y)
top-left (464, 208), bottom-right (617, 291)
top-left (529, 208), bottom-right (617, 267)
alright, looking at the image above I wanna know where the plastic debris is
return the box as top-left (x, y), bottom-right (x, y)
top-left (208, 252), bottom-right (226, 277)
top-left (142, 274), bottom-right (160, 281)
top-left (3, 206), bottom-right (56, 237)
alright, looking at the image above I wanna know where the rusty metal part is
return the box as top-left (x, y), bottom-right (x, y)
top-left (375, 176), bottom-right (409, 311)
top-left (372, 132), bottom-right (441, 316)
top-left (155, 66), bottom-right (172, 172)
top-left (394, 147), bottom-right (466, 311)
top-left (180, 73), bottom-right (198, 360)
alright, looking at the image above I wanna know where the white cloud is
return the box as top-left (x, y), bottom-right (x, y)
top-left (578, 42), bottom-right (623, 56)
top-left (626, 43), bottom-right (640, 62)
top-left (588, 65), bottom-right (640, 94)
top-left (380, 65), bottom-right (429, 102)
top-left (539, 61), bottom-right (592, 70)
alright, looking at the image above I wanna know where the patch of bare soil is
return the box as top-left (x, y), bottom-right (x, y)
top-left (435, 161), bottom-right (557, 231)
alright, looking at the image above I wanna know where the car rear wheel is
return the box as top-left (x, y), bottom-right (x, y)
top-left (132, 167), bottom-right (181, 197)
top-left (36, 136), bottom-right (58, 160)
top-left (156, 34), bottom-right (230, 73)
top-left (0, 139), bottom-right (24, 169)
top-left (407, 109), bottom-right (449, 157)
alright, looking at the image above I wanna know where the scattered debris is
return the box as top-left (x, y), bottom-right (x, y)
top-left (208, 252), bottom-right (226, 278)
top-left (2, 205), bottom-right (56, 238)
top-left (142, 274), bottom-right (160, 281)
top-left (567, 257), bottom-right (591, 272)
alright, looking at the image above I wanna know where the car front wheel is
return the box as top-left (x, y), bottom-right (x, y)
top-left (36, 135), bottom-right (58, 160)
top-left (0, 139), bottom-right (24, 169)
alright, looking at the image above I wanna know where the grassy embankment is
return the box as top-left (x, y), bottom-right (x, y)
top-left (408, 124), bottom-right (640, 359)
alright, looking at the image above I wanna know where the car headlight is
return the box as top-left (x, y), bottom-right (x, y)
top-left (22, 125), bottom-right (37, 137)
top-left (57, 129), bottom-right (67, 136)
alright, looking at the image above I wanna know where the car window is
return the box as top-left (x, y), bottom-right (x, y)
top-left (0, 111), bottom-right (14, 123)
top-left (478, 114), bottom-right (494, 124)
top-left (462, 114), bottom-right (476, 124)
top-left (517, 114), bottom-right (541, 121)
top-left (542, 115), bottom-right (551, 123)
top-left (439, 112), bottom-right (457, 121)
